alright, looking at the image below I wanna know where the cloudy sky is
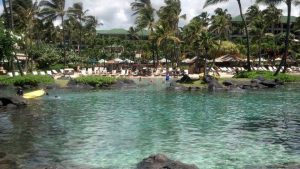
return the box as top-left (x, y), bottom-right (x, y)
top-left (0, 0), bottom-right (299, 29)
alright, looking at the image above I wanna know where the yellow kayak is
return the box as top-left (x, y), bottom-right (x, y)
top-left (23, 89), bottom-right (46, 99)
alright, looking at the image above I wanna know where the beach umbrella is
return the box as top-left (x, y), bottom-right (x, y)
top-left (124, 59), bottom-right (134, 63)
top-left (182, 58), bottom-right (191, 63)
top-left (159, 58), bottom-right (170, 63)
top-left (98, 59), bottom-right (106, 63)
top-left (114, 58), bottom-right (124, 63)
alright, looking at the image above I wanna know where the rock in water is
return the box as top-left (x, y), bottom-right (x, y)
top-left (0, 97), bottom-right (26, 107)
top-left (177, 75), bottom-right (193, 83)
top-left (136, 154), bottom-right (199, 169)
top-left (204, 75), bottom-right (224, 91)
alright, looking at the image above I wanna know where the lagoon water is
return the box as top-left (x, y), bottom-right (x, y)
top-left (0, 80), bottom-right (300, 168)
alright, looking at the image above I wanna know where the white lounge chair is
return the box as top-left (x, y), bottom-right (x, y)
top-left (40, 71), bottom-right (46, 75)
top-left (7, 72), bottom-right (13, 77)
top-left (87, 68), bottom-right (93, 75)
top-left (32, 71), bottom-right (38, 75)
top-left (120, 69), bottom-right (126, 76)
top-left (46, 70), bottom-right (52, 76)
top-left (14, 72), bottom-right (20, 76)
top-left (154, 69), bottom-right (161, 76)
top-left (184, 69), bottom-right (189, 75)
top-left (52, 70), bottom-right (58, 74)
top-left (111, 70), bottom-right (117, 76)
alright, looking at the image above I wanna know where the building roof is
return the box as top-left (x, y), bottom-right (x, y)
top-left (97, 28), bottom-right (149, 36)
top-left (232, 15), bottom-right (297, 23)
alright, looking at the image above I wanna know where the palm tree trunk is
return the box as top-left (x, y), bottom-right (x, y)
top-left (237, 0), bottom-right (251, 71)
top-left (151, 40), bottom-right (155, 67)
top-left (61, 15), bottom-right (66, 67)
top-left (204, 48), bottom-right (208, 77)
top-left (274, 0), bottom-right (291, 76)
top-left (2, 0), bottom-right (9, 28)
top-left (8, 0), bottom-right (13, 29)
top-left (79, 15), bottom-right (82, 58)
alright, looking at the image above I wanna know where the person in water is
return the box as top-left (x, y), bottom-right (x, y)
top-left (16, 87), bottom-right (24, 96)
top-left (166, 73), bottom-right (170, 81)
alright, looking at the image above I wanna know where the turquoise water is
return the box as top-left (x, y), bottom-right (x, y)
top-left (0, 81), bottom-right (300, 168)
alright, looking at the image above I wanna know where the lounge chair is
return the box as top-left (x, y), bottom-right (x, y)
top-left (111, 70), bottom-right (117, 76)
top-left (46, 70), bottom-right (52, 76)
top-left (40, 71), bottom-right (46, 75)
top-left (87, 68), bottom-right (93, 75)
top-left (184, 69), bottom-right (189, 75)
top-left (52, 70), bottom-right (58, 74)
top-left (14, 72), bottom-right (20, 76)
top-left (120, 70), bottom-right (126, 76)
top-left (32, 71), bottom-right (38, 75)
top-left (154, 69), bottom-right (161, 76)
top-left (7, 72), bottom-right (13, 77)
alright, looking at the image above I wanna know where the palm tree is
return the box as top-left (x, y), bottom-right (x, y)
top-left (68, 2), bottom-right (89, 57)
top-left (13, 0), bottom-right (40, 71)
top-left (209, 8), bottom-right (232, 73)
top-left (204, 0), bottom-right (251, 72)
top-left (246, 5), bottom-right (268, 66)
top-left (256, 0), bottom-right (300, 75)
top-left (196, 31), bottom-right (216, 77)
top-left (263, 4), bottom-right (282, 34)
top-left (157, 0), bottom-right (186, 66)
top-left (131, 0), bottom-right (156, 66)
top-left (39, 0), bottom-right (67, 66)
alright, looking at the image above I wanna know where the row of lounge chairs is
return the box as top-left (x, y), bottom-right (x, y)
top-left (7, 69), bottom-right (68, 77)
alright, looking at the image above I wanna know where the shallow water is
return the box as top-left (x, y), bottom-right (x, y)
top-left (0, 81), bottom-right (300, 168)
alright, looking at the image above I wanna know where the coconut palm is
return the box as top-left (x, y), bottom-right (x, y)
top-left (256, 0), bottom-right (300, 75)
top-left (39, 0), bottom-right (67, 66)
top-left (131, 0), bottom-right (156, 66)
top-left (67, 2), bottom-right (89, 57)
top-left (210, 8), bottom-right (232, 40)
top-left (263, 4), bottom-right (282, 34)
top-left (247, 5), bottom-right (268, 66)
top-left (195, 31), bottom-right (216, 77)
top-left (204, 0), bottom-right (251, 72)
top-left (157, 0), bottom-right (186, 66)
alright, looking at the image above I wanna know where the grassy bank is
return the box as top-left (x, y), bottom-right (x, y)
top-left (0, 75), bottom-right (54, 87)
top-left (74, 76), bottom-right (117, 87)
top-left (234, 71), bottom-right (300, 82)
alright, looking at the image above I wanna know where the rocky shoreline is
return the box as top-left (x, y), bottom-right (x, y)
top-left (174, 75), bottom-right (285, 91)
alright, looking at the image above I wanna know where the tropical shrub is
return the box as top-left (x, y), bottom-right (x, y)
top-left (0, 75), bottom-right (54, 86)
top-left (74, 76), bottom-right (117, 87)
top-left (234, 71), bottom-right (300, 82)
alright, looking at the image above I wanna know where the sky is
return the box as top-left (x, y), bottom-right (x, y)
top-left (0, 0), bottom-right (299, 30)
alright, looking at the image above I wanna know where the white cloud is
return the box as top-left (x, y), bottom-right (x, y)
top-left (1, 0), bottom-right (300, 29)
top-left (65, 0), bottom-right (299, 30)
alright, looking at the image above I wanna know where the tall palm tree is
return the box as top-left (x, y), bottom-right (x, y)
top-left (210, 8), bottom-right (232, 40)
top-left (204, 0), bottom-right (251, 71)
top-left (157, 0), bottom-right (186, 66)
top-left (263, 4), bottom-right (282, 34)
top-left (131, 0), bottom-right (156, 66)
top-left (196, 31), bottom-right (216, 77)
top-left (247, 5), bottom-right (268, 66)
top-left (256, 0), bottom-right (300, 75)
top-left (13, 0), bottom-right (40, 71)
top-left (39, 0), bottom-right (67, 66)
top-left (68, 2), bottom-right (89, 57)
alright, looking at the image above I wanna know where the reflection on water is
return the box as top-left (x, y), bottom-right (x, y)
top-left (0, 83), bottom-right (300, 168)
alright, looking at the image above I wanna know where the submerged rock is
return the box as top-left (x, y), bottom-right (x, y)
top-left (204, 75), bottom-right (224, 91)
top-left (0, 159), bottom-right (17, 169)
top-left (0, 97), bottom-right (27, 107)
top-left (0, 152), bottom-right (6, 159)
top-left (136, 154), bottom-right (199, 169)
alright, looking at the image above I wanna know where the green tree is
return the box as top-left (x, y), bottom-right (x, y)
top-left (257, 0), bottom-right (300, 75)
top-left (204, 0), bottom-right (251, 71)
top-left (131, 0), bottom-right (156, 66)
top-left (39, 0), bottom-right (67, 66)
